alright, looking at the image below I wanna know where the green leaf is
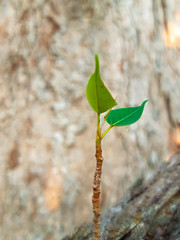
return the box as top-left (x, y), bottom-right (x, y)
top-left (86, 54), bottom-right (117, 114)
top-left (106, 100), bottom-right (148, 126)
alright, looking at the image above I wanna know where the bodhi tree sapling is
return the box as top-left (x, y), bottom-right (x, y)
top-left (86, 54), bottom-right (148, 240)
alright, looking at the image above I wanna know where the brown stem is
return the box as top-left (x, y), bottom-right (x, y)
top-left (92, 133), bottom-right (103, 240)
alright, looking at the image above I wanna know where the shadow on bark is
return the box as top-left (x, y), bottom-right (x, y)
top-left (63, 151), bottom-right (180, 240)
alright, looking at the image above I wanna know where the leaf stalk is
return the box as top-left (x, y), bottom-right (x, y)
top-left (101, 125), bottom-right (113, 140)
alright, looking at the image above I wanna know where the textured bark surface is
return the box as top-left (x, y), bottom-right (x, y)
top-left (0, 0), bottom-right (180, 239)
top-left (63, 152), bottom-right (180, 240)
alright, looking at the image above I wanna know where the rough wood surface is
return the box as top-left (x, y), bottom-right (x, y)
top-left (63, 152), bottom-right (180, 240)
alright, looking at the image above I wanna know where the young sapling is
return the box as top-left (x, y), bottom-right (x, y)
top-left (86, 54), bottom-right (147, 240)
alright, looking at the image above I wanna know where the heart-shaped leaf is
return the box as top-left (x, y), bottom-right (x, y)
top-left (106, 100), bottom-right (148, 126)
top-left (86, 54), bottom-right (117, 114)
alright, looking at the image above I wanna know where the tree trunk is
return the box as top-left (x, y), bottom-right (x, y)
top-left (0, 1), bottom-right (180, 239)
top-left (63, 152), bottom-right (180, 240)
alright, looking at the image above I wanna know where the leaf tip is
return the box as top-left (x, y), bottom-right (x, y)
top-left (94, 53), bottom-right (99, 58)
top-left (143, 99), bottom-right (148, 105)
top-left (94, 53), bottom-right (99, 74)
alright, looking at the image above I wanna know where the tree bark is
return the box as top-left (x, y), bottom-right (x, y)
top-left (63, 152), bottom-right (180, 240)
top-left (0, 1), bottom-right (180, 239)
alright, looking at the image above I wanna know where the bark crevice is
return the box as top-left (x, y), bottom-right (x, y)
top-left (63, 152), bottom-right (180, 240)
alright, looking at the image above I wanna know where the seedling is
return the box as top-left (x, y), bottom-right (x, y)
top-left (86, 54), bottom-right (148, 240)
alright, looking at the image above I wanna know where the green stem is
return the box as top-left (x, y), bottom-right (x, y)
top-left (97, 113), bottom-right (100, 129)
top-left (101, 125), bottom-right (113, 140)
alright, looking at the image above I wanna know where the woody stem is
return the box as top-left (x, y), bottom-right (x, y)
top-left (92, 113), bottom-right (103, 240)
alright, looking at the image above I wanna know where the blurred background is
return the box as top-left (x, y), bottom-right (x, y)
top-left (0, 0), bottom-right (180, 239)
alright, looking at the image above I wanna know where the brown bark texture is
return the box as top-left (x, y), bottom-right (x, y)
top-left (63, 152), bottom-right (180, 240)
